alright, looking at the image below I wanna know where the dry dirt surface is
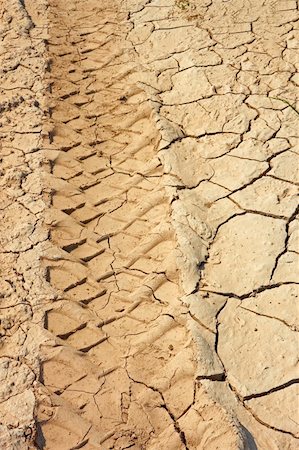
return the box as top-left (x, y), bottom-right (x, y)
top-left (0, 0), bottom-right (298, 449)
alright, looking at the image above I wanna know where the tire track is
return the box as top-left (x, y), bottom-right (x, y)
top-left (36, 0), bottom-right (245, 448)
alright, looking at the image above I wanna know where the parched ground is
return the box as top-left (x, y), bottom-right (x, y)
top-left (0, 0), bottom-right (298, 449)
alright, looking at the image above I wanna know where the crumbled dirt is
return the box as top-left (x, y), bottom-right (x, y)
top-left (0, 0), bottom-right (298, 449)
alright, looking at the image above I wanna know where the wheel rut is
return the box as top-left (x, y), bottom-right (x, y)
top-left (36, 0), bottom-right (244, 449)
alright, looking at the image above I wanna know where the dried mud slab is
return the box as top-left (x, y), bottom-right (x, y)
top-left (127, 0), bottom-right (298, 448)
top-left (0, 1), bottom-right (56, 448)
top-left (0, 0), bottom-right (298, 449)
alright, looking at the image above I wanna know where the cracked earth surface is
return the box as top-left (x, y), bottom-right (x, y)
top-left (0, 0), bottom-right (298, 449)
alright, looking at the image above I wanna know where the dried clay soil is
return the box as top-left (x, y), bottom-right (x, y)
top-left (0, 0), bottom-right (298, 449)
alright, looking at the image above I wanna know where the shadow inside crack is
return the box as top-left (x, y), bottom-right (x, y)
top-left (241, 425), bottom-right (258, 450)
top-left (35, 422), bottom-right (46, 450)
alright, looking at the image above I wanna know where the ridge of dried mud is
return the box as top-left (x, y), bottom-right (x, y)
top-left (0, 0), bottom-right (298, 449)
